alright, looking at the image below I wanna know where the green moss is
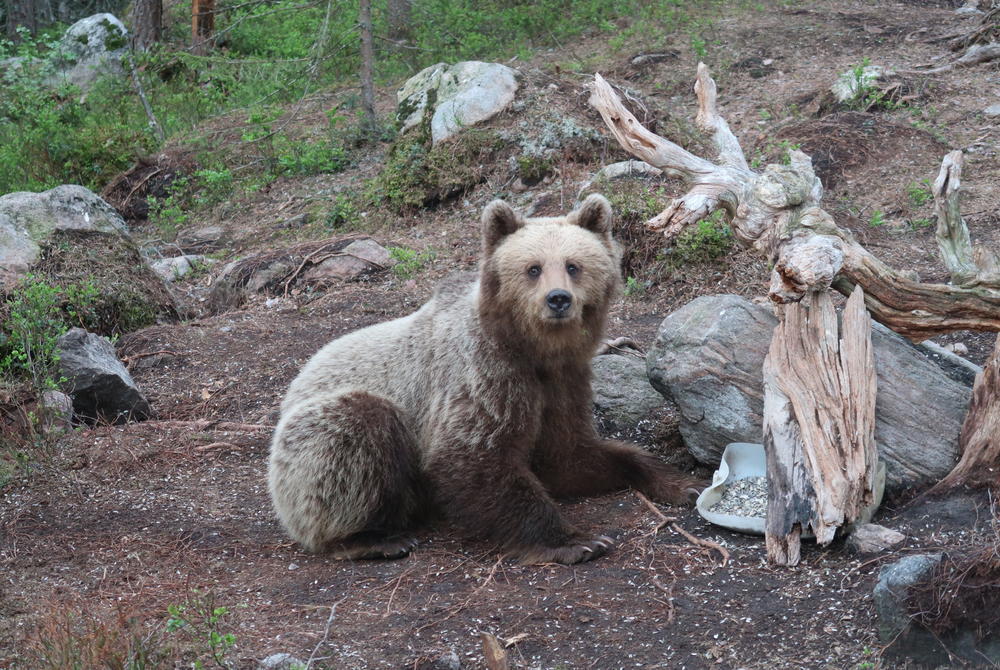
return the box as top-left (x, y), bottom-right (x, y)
top-left (33, 230), bottom-right (176, 336)
top-left (516, 154), bottom-right (553, 185)
top-left (365, 129), bottom-right (505, 214)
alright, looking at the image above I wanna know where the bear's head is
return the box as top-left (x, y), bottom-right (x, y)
top-left (478, 194), bottom-right (623, 359)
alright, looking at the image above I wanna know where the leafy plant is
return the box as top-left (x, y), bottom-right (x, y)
top-left (325, 194), bottom-right (361, 230)
top-left (0, 274), bottom-right (98, 392)
top-left (846, 57), bottom-right (901, 112)
top-left (869, 210), bottom-right (886, 228)
top-left (624, 276), bottom-right (645, 297)
top-left (906, 179), bottom-right (933, 207)
top-left (671, 210), bottom-right (733, 265)
top-left (165, 594), bottom-right (238, 669)
top-left (389, 246), bottom-right (436, 279)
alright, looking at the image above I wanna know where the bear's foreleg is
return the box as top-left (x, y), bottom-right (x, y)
top-left (268, 391), bottom-right (429, 558)
top-left (428, 448), bottom-right (613, 565)
top-left (543, 438), bottom-right (702, 506)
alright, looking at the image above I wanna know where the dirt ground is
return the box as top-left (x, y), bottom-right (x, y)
top-left (3, 0), bottom-right (1000, 668)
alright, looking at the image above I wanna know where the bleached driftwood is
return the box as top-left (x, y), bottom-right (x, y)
top-left (933, 150), bottom-right (1000, 288)
top-left (935, 335), bottom-right (1000, 490)
top-left (589, 65), bottom-right (1000, 341)
top-left (763, 288), bottom-right (878, 566)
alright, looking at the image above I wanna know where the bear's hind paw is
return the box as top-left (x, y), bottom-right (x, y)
top-left (327, 534), bottom-right (419, 560)
top-left (513, 534), bottom-right (614, 565)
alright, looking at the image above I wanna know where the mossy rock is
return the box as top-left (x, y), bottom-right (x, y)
top-left (33, 230), bottom-right (178, 336)
top-left (367, 129), bottom-right (508, 213)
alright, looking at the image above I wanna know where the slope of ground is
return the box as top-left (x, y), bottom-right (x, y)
top-left (2, 0), bottom-right (999, 668)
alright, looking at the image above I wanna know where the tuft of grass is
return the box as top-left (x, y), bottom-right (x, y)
top-left (869, 210), bottom-right (886, 228)
top-left (389, 246), bottom-right (436, 279)
top-left (906, 179), bottom-right (933, 207)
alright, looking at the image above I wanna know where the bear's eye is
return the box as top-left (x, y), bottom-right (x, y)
top-left (566, 263), bottom-right (580, 277)
top-left (527, 265), bottom-right (542, 278)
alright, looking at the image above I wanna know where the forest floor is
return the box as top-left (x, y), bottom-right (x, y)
top-left (3, 0), bottom-right (1000, 668)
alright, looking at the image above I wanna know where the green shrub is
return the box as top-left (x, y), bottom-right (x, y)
top-left (671, 210), bottom-right (733, 265)
top-left (389, 246), bottom-right (436, 278)
top-left (0, 274), bottom-right (98, 391)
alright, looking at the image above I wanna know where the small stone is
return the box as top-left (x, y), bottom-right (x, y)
top-left (847, 523), bottom-right (905, 554)
top-left (287, 562), bottom-right (298, 570)
top-left (40, 390), bottom-right (74, 435)
top-left (944, 342), bottom-right (969, 356)
top-left (258, 652), bottom-right (305, 670)
top-left (874, 553), bottom-right (942, 641)
top-left (56, 328), bottom-right (151, 424)
top-left (415, 649), bottom-right (461, 670)
top-left (983, 103), bottom-right (1000, 117)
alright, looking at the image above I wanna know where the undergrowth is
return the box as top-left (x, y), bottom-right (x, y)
top-left (1, 0), bottom-right (722, 196)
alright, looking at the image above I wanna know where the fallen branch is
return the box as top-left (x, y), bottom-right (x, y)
top-left (899, 42), bottom-right (1000, 74)
top-left (590, 66), bottom-right (1000, 340)
top-left (635, 491), bottom-right (730, 566)
top-left (124, 419), bottom-right (273, 433)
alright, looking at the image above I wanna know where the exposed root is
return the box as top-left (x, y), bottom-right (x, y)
top-left (635, 491), bottom-right (730, 566)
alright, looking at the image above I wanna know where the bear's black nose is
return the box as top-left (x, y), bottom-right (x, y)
top-left (546, 289), bottom-right (572, 314)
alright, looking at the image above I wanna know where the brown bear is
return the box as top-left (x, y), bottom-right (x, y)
top-left (267, 194), bottom-right (700, 564)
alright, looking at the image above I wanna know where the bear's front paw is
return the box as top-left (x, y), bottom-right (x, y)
top-left (513, 534), bottom-right (614, 565)
top-left (645, 480), bottom-right (706, 507)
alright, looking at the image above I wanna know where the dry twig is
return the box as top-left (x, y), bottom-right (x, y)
top-left (635, 491), bottom-right (730, 566)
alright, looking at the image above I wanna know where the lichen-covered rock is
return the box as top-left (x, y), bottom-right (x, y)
top-left (647, 294), bottom-right (975, 490)
top-left (150, 254), bottom-right (216, 282)
top-left (56, 327), bottom-right (151, 423)
top-left (397, 61), bottom-right (518, 145)
top-left (875, 553), bottom-right (943, 641)
top-left (0, 185), bottom-right (129, 287)
top-left (51, 14), bottom-right (128, 89)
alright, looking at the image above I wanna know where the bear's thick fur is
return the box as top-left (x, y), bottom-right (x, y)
top-left (268, 194), bottom-right (699, 564)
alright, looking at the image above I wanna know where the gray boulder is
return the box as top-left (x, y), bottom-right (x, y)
top-left (302, 238), bottom-right (394, 282)
top-left (591, 353), bottom-right (668, 432)
top-left (56, 328), bottom-right (151, 423)
top-left (397, 61), bottom-right (518, 145)
top-left (0, 185), bottom-right (129, 287)
top-left (150, 254), bottom-right (216, 282)
top-left (647, 294), bottom-right (974, 490)
top-left (874, 552), bottom-right (1000, 665)
top-left (50, 14), bottom-right (128, 90)
top-left (875, 553), bottom-right (943, 642)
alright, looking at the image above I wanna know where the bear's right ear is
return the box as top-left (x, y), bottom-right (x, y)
top-left (481, 200), bottom-right (524, 255)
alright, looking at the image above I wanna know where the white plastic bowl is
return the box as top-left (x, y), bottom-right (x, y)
top-left (696, 442), bottom-right (886, 537)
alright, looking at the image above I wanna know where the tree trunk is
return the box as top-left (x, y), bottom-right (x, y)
top-left (763, 288), bottom-right (878, 566)
top-left (5, 0), bottom-right (37, 41)
top-left (129, 0), bottom-right (162, 52)
top-left (191, 0), bottom-right (215, 55)
top-left (358, 0), bottom-right (378, 139)
top-left (935, 335), bottom-right (1000, 490)
top-left (387, 0), bottom-right (415, 69)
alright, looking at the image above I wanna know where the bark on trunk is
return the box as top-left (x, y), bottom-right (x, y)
top-left (935, 335), bottom-right (1000, 490)
top-left (191, 0), bottom-right (215, 55)
top-left (129, 0), bottom-right (162, 52)
top-left (763, 288), bottom-right (878, 566)
top-left (5, 0), bottom-right (37, 41)
top-left (358, 0), bottom-right (377, 139)
top-left (387, 0), bottom-right (415, 69)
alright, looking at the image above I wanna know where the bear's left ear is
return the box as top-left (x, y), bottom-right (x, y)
top-left (572, 194), bottom-right (613, 238)
top-left (482, 199), bottom-right (524, 255)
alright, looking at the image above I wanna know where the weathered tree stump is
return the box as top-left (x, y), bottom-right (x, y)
top-left (763, 288), bottom-right (878, 566)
